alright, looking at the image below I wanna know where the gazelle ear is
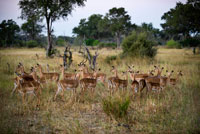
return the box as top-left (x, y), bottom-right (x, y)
top-left (166, 70), bottom-right (168, 72)
top-left (60, 64), bottom-right (63, 67)
top-left (154, 65), bottom-right (157, 68)
top-left (74, 69), bottom-right (77, 72)
top-left (161, 67), bottom-right (164, 69)
top-left (37, 63), bottom-right (39, 66)
top-left (112, 66), bottom-right (114, 69)
top-left (98, 68), bottom-right (101, 71)
top-left (171, 70), bottom-right (174, 73)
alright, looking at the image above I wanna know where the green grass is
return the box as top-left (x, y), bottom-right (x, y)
top-left (0, 47), bottom-right (200, 133)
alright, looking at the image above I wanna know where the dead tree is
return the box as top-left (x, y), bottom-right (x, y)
top-left (7, 62), bottom-right (10, 73)
top-left (82, 45), bottom-right (99, 70)
top-left (63, 46), bottom-right (73, 70)
top-left (46, 64), bottom-right (49, 72)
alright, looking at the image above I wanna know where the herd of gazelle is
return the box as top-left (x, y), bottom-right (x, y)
top-left (12, 60), bottom-right (183, 106)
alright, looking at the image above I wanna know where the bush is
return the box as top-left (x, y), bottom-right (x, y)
top-left (56, 38), bottom-right (66, 46)
top-left (98, 42), bottom-right (117, 48)
top-left (121, 31), bottom-right (157, 58)
top-left (166, 39), bottom-right (181, 48)
top-left (105, 55), bottom-right (117, 64)
top-left (102, 95), bottom-right (130, 120)
top-left (85, 39), bottom-right (99, 46)
top-left (26, 40), bottom-right (38, 48)
top-left (180, 38), bottom-right (200, 47)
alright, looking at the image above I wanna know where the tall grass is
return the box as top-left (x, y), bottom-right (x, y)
top-left (0, 47), bottom-right (199, 133)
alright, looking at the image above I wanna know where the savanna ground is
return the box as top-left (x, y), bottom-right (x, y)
top-left (0, 47), bottom-right (200, 133)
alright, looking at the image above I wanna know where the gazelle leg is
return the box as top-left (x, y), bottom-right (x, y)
top-left (22, 93), bottom-right (25, 105)
top-left (11, 83), bottom-right (17, 96)
top-left (54, 84), bottom-right (62, 100)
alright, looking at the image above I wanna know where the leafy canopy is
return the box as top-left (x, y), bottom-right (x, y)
top-left (161, 0), bottom-right (200, 37)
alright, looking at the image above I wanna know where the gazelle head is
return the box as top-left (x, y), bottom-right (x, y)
top-left (178, 71), bottom-right (183, 76)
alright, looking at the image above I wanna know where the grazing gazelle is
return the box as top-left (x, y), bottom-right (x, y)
top-left (35, 63), bottom-right (60, 82)
top-left (54, 70), bottom-right (80, 100)
top-left (14, 72), bottom-right (41, 106)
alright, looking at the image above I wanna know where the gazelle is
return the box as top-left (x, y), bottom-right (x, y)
top-left (78, 59), bottom-right (94, 78)
top-left (54, 70), bottom-right (80, 100)
top-left (108, 66), bottom-right (119, 92)
top-left (145, 70), bottom-right (173, 92)
top-left (35, 63), bottom-right (60, 82)
top-left (79, 69), bottom-right (99, 93)
top-left (118, 71), bottom-right (129, 91)
top-left (13, 72), bottom-right (41, 106)
top-left (170, 71), bottom-right (183, 85)
top-left (128, 65), bottom-right (155, 93)
top-left (96, 68), bottom-right (107, 86)
top-left (60, 65), bottom-right (78, 80)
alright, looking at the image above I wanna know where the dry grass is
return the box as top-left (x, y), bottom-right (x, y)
top-left (0, 47), bottom-right (200, 133)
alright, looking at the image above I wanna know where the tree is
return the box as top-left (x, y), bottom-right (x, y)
top-left (0, 19), bottom-right (20, 47)
top-left (19, 0), bottom-right (86, 57)
top-left (21, 17), bottom-right (44, 40)
top-left (73, 14), bottom-right (108, 39)
top-left (161, 0), bottom-right (200, 38)
top-left (104, 7), bottom-right (132, 48)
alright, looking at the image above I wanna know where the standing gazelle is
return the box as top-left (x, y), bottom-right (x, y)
top-left (60, 65), bottom-right (77, 80)
top-left (36, 63), bottom-right (60, 82)
top-left (14, 72), bottom-right (41, 106)
top-left (79, 69), bottom-right (99, 93)
top-left (54, 70), bottom-right (80, 100)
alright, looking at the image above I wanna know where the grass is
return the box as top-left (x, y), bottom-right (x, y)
top-left (0, 47), bottom-right (200, 133)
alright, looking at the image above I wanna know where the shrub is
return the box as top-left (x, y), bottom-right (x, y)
top-left (50, 48), bottom-right (61, 57)
top-left (85, 39), bottom-right (99, 46)
top-left (26, 40), bottom-right (38, 48)
top-left (180, 38), bottom-right (200, 47)
top-left (102, 95), bottom-right (130, 120)
top-left (121, 31), bottom-right (157, 58)
top-left (98, 42), bottom-right (117, 48)
top-left (56, 38), bottom-right (65, 46)
top-left (105, 55), bottom-right (117, 64)
top-left (166, 39), bottom-right (181, 48)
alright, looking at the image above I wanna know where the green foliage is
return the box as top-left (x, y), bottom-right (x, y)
top-left (50, 48), bottom-right (61, 57)
top-left (19, 0), bottom-right (86, 57)
top-left (104, 7), bottom-right (133, 47)
top-left (56, 38), bottom-right (66, 46)
top-left (161, 1), bottom-right (200, 39)
top-left (0, 19), bottom-right (20, 47)
top-left (98, 42), bottom-right (116, 48)
top-left (85, 39), bottom-right (99, 46)
top-left (21, 17), bottom-right (44, 40)
top-left (73, 14), bottom-right (107, 39)
top-left (166, 39), bottom-right (181, 48)
top-left (105, 55), bottom-right (117, 64)
top-left (26, 40), bottom-right (37, 48)
top-left (122, 31), bottom-right (157, 58)
top-left (102, 95), bottom-right (130, 120)
top-left (180, 37), bottom-right (200, 47)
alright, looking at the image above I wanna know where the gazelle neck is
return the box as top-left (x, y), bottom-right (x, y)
top-left (115, 70), bottom-right (118, 78)
top-left (38, 66), bottom-right (43, 76)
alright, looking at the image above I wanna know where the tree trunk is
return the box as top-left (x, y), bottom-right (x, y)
top-left (46, 18), bottom-right (52, 57)
top-left (116, 32), bottom-right (121, 48)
